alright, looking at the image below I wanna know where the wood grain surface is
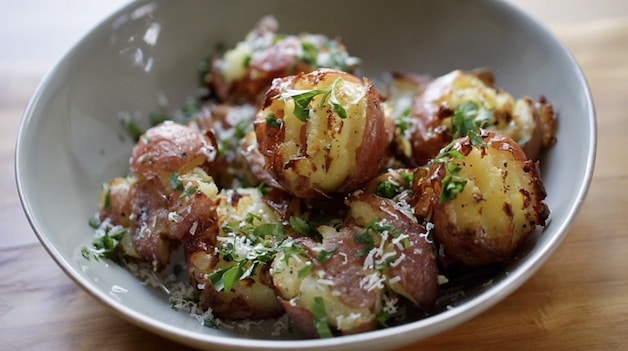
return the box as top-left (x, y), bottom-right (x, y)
top-left (1, 1), bottom-right (626, 350)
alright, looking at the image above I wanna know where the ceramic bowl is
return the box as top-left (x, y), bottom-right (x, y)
top-left (16, 0), bottom-right (596, 350)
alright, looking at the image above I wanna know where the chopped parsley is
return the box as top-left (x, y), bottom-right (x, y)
top-left (375, 179), bottom-right (403, 199)
top-left (439, 155), bottom-right (467, 203)
top-left (431, 101), bottom-right (494, 203)
top-left (312, 296), bottom-right (333, 338)
top-left (395, 107), bottom-right (413, 136)
top-left (353, 230), bottom-right (375, 256)
top-left (279, 77), bottom-right (347, 122)
top-left (81, 221), bottom-right (127, 263)
top-left (181, 184), bottom-right (198, 198)
top-left (316, 247), bottom-right (338, 263)
top-left (211, 213), bottom-right (286, 292)
top-left (123, 120), bottom-right (145, 142)
top-left (451, 100), bottom-right (492, 146)
top-left (170, 172), bottom-right (184, 191)
top-left (354, 219), bottom-right (409, 256)
top-left (265, 113), bottom-right (283, 128)
top-left (101, 183), bottom-right (112, 209)
top-left (289, 216), bottom-right (321, 240)
top-left (300, 41), bottom-right (319, 66)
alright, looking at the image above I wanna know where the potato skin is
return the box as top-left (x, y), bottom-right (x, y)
top-left (413, 130), bottom-right (550, 266)
top-left (254, 68), bottom-right (391, 198)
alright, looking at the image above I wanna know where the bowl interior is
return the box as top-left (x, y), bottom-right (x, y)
top-left (16, 0), bottom-right (595, 350)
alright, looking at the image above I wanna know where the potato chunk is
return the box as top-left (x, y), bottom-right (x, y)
top-left (413, 130), bottom-right (550, 265)
top-left (254, 68), bottom-right (392, 198)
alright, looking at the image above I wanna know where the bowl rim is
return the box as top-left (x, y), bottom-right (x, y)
top-left (14, 0), bottom-right (597, 350)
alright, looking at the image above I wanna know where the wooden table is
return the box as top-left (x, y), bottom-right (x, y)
top-left (1, 1), bottom-right (626, 349)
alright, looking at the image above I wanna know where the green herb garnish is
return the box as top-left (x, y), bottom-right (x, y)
top-left (280, 77), bottom-right (347, 122)
top-left (312, 296), bottom-right (334, 338)
top-left (181, 185), bottom-right (198, 198)
top-left (170, 172), bottom-right (184, 191)
top-left (375, 179), bottom-right (403, 199)
top-left (316, 247), bottom-right (338, 263)
top-left (438, 150), bottom-right (467, 203)
top-left (265, 113), bottom-right (283, 128)
top-left (451, 101), bottom-right (493, 146)
top-left (301, 41), bottom-right (319, 66)
top-left (125, 120), bottom-right (144, 142)
top-left (297, 262), bottom-right (314, 278)
top-left (82, 224), bottom-right (127, 263)
top-left (353, 230), bottom-right (375, 256)
top-left (289, 216), bottom-right (320, 240)
top-left (101, 183), bottom-right (112, 209)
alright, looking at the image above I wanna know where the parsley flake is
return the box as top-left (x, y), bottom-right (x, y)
top-left (312, 296), bottom-right (334, 338)
top-left (279, 77), bottom-right (347, 122)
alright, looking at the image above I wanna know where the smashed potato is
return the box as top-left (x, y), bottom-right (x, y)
top-left (413, 130), bottom-right (550, 266)
top-left (208, 16), bottom-right (359, 104)
top-left (254, 68), bottom-right (392, 198)
top-left (271, 193), bottom-right (438, 337)
top-left (402, 69), bottom-right (556, 165)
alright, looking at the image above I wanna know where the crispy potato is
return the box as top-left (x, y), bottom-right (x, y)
top-left (408, 69), bottom-right (556, 165)
top-left (184, 187), bottom-right (285, 319)
top-left (254, 68), bottom-right (392, 198)
top-left (208, 16), bottom-right (359, 104)
top-left (413, 130), bottom-right (550, 266)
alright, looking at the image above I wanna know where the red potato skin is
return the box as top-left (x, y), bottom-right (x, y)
top-left (128, 177), bottom-right (175, 271)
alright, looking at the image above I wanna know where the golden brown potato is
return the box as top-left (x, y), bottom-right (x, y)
top-left (184, 187), bottom-right (285, 319)
top-left (413, 130), bottom-right (550, 266)
top-left (254, 68), bottom-right (392, 198)
top-left (407, 69), bottom-right (556, 165)
top-left (208, 16), bottom-right (360, 104)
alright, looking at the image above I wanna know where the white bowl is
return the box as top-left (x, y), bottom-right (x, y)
top-left (16, 1), bottom-right (596, 350)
